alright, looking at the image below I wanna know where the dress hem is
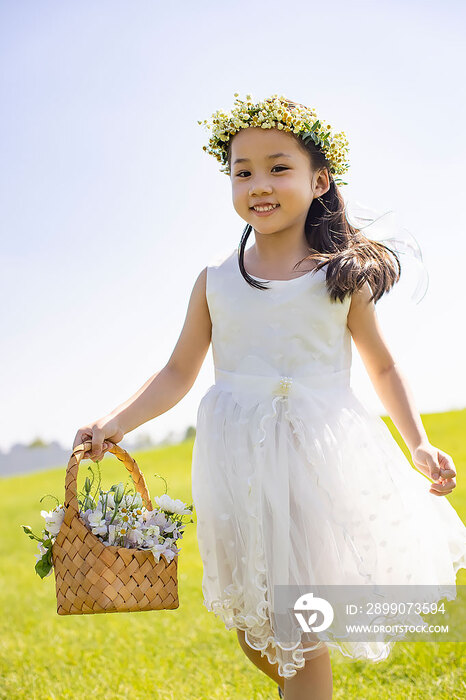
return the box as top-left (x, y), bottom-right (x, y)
top-left (203, 555), bottom-right (466, 679)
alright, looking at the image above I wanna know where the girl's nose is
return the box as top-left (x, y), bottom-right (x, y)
top-left (249, 182), bottom-right (273, 196)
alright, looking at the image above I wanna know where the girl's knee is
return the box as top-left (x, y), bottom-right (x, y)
top-left (302, 642), bottom-right (329, 661)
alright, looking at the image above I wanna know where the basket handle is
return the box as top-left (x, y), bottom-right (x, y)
top-left (64, 440), bottom-right (153, 516)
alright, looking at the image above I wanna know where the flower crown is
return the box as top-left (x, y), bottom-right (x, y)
top-left (198, 93), bottom-right (350, 186)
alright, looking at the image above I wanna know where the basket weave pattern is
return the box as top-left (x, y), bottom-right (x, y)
top-left (52, 440), bottom-right (179, 615)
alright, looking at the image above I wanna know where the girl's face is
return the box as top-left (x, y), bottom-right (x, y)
top-left (229, 127), bottom-right (329, 237)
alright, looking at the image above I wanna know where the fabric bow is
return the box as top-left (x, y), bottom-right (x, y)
top-left (214, 354), bottom-right (350, 413)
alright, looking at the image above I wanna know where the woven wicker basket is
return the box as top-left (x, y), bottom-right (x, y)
top-left (52, 439), bottom-right (179, 615)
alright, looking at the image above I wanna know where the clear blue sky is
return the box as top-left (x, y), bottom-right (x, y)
top-left (1, 0), bottom-right (465, 452)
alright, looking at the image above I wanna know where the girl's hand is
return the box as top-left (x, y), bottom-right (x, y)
top-left (411, 443), bottom-right (457, 496)
top-left (72, 416), bottom-right (125, 462)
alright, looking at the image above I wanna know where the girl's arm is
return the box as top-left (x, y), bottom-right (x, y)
top-left (346, 282), bottom-right (456, 496)
top-left (74, 267), bottom-right (212, 460)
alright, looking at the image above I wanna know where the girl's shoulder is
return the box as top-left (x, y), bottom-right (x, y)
top-left (205, 247), bottom-right (237, 308)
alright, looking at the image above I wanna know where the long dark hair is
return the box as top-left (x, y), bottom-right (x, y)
top-left (228, 131), bottom-right (401, 304)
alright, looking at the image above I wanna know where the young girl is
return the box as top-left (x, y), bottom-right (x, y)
top-left (74, 94), bottom-right (466, 700)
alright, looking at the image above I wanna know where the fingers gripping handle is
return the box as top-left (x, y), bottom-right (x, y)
top-left (64, 440), bottom-right (153, 520)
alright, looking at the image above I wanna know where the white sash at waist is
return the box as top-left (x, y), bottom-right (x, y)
top-left (213, 355), bottom-right (351, 409)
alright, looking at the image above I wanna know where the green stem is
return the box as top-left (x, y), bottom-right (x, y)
top-left (102, 491), bottom-right (108, 518)
top-left (109, 506), bottom-right (119, 525)
top-left (39, 494), bottom-right (60, 508)
top-left (24, 529), bottom-right (44, 543)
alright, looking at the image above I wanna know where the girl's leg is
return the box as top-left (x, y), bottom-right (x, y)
top-left (284, 645), bottom-right (333, 700)
top-left (236, 628), bottom-right (333, 699)
top-left (235, 628), bottom-right (285, 693)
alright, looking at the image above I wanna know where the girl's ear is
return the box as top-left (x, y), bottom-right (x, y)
top-left (313, 168), bottom-right (331, 197)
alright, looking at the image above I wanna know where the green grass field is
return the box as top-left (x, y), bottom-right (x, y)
top-left (1, 410), bottom-right (465, 699)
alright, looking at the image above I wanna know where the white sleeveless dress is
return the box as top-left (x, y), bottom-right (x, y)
top-left (191, 247), bottom-right (466, 679)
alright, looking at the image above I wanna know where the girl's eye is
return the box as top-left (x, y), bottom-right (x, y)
top-left (235, 166), bottom-right (289, 178)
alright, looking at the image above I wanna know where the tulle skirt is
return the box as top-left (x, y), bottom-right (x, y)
top-left (191, 369), bottom-right (466, 679)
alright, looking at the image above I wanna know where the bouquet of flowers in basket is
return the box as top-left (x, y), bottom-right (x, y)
top-left (22, 462), bottom-right (194, 579)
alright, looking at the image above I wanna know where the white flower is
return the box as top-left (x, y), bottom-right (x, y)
top-left (88, 507), bottom-right (107, 536)
top-left (145, 525), bottom-right (160, 538)
top-left (123, 493), bottom-right (143, 509)
top-left (162, 548), bottom-right (176, 563)
top-left (101, 492), bottom-right (115, 509)
top-left (40, 507), bottom-right (65, 536)
top-left (108, 524), bottom-right (117, 546)
top-left (35, 547), bottom-right (47, 562)
top-left (144, 511), bottom-right (168, 529)
top-left (149, 544), bottom-right (167, 562)
top-left (153, 494), bottom-right (191, 516)
top-left (153, 513), bottom-right (171, 530)
top-left (127, 527), bottom-right (144, 546)
top-left (88, 508), bottom-right (105, 527)
top-left (91, 524), bottom-right (108, 536)
top-left (139, 523), bottom-right (160, 548)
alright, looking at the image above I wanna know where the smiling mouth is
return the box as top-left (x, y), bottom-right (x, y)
top-left (250, 204), bottom-right (280, 214)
